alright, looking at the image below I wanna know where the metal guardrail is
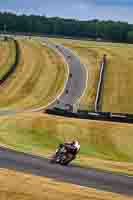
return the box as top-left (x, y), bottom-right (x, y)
top-left (95, 55), bottom-right (107, 112)
top-left (45, 108), bottom-right (133, 124)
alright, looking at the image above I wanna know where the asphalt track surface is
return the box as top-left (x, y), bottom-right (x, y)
top-left (0, 146), bottom-right (133, 196)
top-left (0, 37), bottom-right (133, 197)
top-left (44, 39), bottom-right (87, 108)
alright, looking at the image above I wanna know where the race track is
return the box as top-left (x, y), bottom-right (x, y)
top-left (0, 36), bottom-right (132, 197)
top-left (0, 38), bottom-right (87, 114)
top-left (0, 146), bottom-right (132, 196)
top-left (44, 39), bottom-right (87, 108)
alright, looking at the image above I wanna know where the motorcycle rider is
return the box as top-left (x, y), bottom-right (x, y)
top-left (57, 140), bottom-right (80, 162)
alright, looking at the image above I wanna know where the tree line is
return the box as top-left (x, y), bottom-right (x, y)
top-left (0, 12), bottom-right (133, 43)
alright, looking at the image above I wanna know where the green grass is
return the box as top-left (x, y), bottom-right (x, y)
top-left (0, 113), bottom-right (133, 175)
top-left (0, 113), bottom-right (131, 162)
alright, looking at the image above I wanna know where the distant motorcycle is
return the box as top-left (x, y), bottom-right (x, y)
top-left (50, 144), bottom-right (75, 166)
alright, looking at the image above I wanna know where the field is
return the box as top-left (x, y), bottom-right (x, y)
top-left (0, 168), bottom-right (131, 200)
top-left (0, 38), bottom-right (67, 109)
top-left (0, 112), bottom-right (133, 175)
top-left (49, 38), bottom-right (133, 113)
top-left (0, 39), bottom-right (16, 79)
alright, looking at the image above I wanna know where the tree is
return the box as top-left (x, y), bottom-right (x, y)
top-left (127, 31), bottom-right (133, 43)
top-left (0, 12), bottom-right (131, 43)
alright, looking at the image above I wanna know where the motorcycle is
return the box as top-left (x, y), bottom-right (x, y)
top-left (50, 144), bottom-right (75, 166)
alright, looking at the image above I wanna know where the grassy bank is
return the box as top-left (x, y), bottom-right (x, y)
top-left (0, 168), bottom-right (131, 200)
top-left (0, 113), bottom-right (133, 175)
top-left (0, 39), bottom-right (67, 109)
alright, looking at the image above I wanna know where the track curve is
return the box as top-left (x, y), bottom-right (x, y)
top-left (44, 39), bottom-right (87, 109)
top-left (0, 146), bottom-right (132, 196)
top-left (0, 38), bottom-right (87, 114)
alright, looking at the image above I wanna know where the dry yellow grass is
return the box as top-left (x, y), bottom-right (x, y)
top-left (75, 155), bottom-right (133, 175)
top-left (0, 168), bottom-right (131, 200)
top-left (0, 41), bottom-right (10, 68)
top-left (0, 39), bottom-right (16, 79)
top-left (0, 112), bottom-right (133, 175)
top-left (0, 39), bottom-right (67, 109)
top-left (100, 44), bottom-right (133, 113)
top-left (49, 38), bottom-right (133, 113)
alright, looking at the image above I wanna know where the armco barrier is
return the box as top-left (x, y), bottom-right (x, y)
top-left (95, 55), bottom-right (107, 112)
top-left (45, 108), bottom-right (133, 124)
top-left (0, 38), bottom-right (19, 85)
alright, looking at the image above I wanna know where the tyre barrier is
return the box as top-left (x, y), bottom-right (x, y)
top-left (45, 108), bottom-right (133, 124)
top-left (0, 38), bottom-right (19, 85)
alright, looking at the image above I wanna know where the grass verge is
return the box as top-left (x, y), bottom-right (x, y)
top-left (0, 168), bottom-right (131, 200)
top-left (0, 113), bottom-right (133, 175)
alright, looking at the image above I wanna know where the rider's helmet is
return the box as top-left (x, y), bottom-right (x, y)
top-left (72, 140), bottom-right (78, 145)
top-left (71, 140), bottom-right (80, 152)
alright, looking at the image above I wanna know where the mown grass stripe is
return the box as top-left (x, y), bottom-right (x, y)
top-left (0, 39), bottom-right (19, 85)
